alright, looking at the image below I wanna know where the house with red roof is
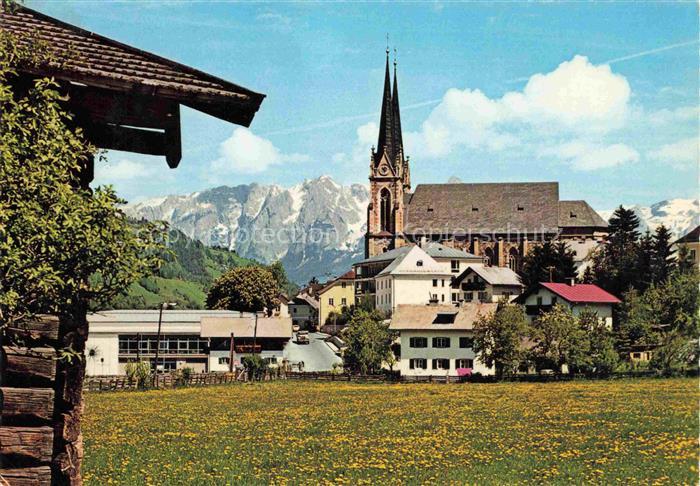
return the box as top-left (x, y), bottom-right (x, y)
top-left (518, 280), bottom-right (621, 328)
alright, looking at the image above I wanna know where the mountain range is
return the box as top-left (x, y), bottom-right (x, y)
top-left (126, 176), bottom-right (699, 284)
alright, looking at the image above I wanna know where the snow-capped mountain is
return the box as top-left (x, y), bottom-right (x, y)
top-left (598, 198), bottom-right (699, 238)
top-left (126, 176), bottom-right (369, 284)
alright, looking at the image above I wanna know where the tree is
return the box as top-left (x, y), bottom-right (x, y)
top-left (676, 244), bottom-right (695, 275)
top-left (268, 260), bottom-right (297, 296)
top-left (530, 304), bottom-right (590, 373)
top-left (520, 240), bottom-right (577, 293)
top-left (342, 309), bottom-right (394, 374)
top-left (0, 28), bottom-right (165, 482)
top-left (206, 266), bottom-right (278, 313)
top-left (651, 225), bottom-right (674, 285)
top-left (472, 304), bottom-right (530, 379)
top-left (635, 231), bottom-right (655, 291)
top-left (590, 206), bottom-right (641, 296)
top-left (649, 331), bottom-right (698, 376)
top-left (578, 308), bottom-right (618, 376)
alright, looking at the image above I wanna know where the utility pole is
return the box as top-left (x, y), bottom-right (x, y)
top-left (154, 302), bottom-right (176, 373)
top-left (252, 312), bottom-right (259, 354)
top-left (229, 332), bottom-right (235, 372)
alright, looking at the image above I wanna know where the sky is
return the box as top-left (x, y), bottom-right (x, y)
top-left (30, 1), bottom-right (699, 210)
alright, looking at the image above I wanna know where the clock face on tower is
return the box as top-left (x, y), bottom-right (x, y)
top-left (379, 165), bottom-right (389, 176)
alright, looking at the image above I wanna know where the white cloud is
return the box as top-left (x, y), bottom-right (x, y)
top-left (211, 128), bottom-right (309, 175)
top-left (539, 142), bottom-right (640, 171)
top-left (647, 137), bottom-right (698, 169)
top-left (94, 159), bottom-right (158, 181)
top-left (406, 55), bottom-right (632, 160)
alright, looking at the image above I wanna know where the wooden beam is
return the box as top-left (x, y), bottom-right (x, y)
top-left (4, 316), bottom-right (59, 343)
top-left (65, 84), bottom-right (174, 129)
top-left (2, 347), bottom-right (56, 384)
top-left (84, 124), bottom-right (166, 156)
top-left (0, 426), bottom-right (53, 463)
top-left (0, 466), bottom-right (52, 485)
top-left (164, 105), bottom-right (181, 168)
top-left (0, 388), bottom-right (55, 422)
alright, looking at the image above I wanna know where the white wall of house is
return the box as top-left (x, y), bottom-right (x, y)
top-left (85, 333), bottom-right (119, 376)
top-left (398, 330), bottom-right (493, 377)
top-left (375, 274), bottom-right (453, 313)
top-left (289, 303), bottom-right (315, 325)
top-left (522, 288), bottom-right (614, 328)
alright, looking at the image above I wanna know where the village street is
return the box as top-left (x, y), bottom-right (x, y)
top-left (284, 332), bottom-right (342, 372)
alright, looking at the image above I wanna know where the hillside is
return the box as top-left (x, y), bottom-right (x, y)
top-left (105, 229), bottom-right (256, 310)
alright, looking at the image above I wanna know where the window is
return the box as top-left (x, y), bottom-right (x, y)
top-left (456, 359), bottom-right (474, 369)
top-left (293, 307), bottom-right (297, 314)
top-left (416, 260), bottom-right (424, 267)
top-left (517, 205), bottom-right (524, 211)
top-left (432, 358), bottom-right (450, 370)
top-left (441, 294), bottom-right (445, 302)
top-left (441, 279), bottom-right (445, 287)
top-left (329, 298), bottom-right (334, 306)
top-left (432, 337), bottom-right (451, 348)
top-left (341, 298), bottom-right (347, 306)
top-left (471, 206), bottom-right (478, 212)
top-left (409, 337), bottom-right (428, 348)
top-left (451, 292), bottom-right (459, 303)
top-left (464, 292), bottom-right (473, 302)
top-left (218, 357), bottom-right (230, 365)
top-left (427, 207), bottom-right (434, 212)
top-left (459, 337), bottom-right (474, 349)
top-left (478, 291), bottom-right (488, 302)
top-left (410, 358), bottom-right (428, 370)
top-left (432, 279), bottom-right (438, 287)
top-left (551, 296), bottom-right (557, 305)
top-left (691, 250), bottom-right (697, 260)
top-left (341, 282), bottom-right (347, 289)
top-left (536, 296), bottom-right (543, 306)
top-left (433, 312), bottom-right (457, 324)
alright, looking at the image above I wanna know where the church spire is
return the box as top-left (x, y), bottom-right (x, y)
top-left (392, 50), bottom-right (404, 161)
top-left (375, 47), bottom-right (394, 165)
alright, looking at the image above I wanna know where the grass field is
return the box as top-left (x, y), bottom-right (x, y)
top-left (83, 378), bottom-right (698, 485)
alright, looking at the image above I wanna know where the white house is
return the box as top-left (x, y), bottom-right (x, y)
top-left (389, 303), bottom-right (498, 377)
top-left (85, 310), bottom-right (292, 376)
top-left (374, 246), bottom-right (454, 312)
top-left (519, 281), bottom-right (621, 327)
top-left (451, 265), bottom-right (523, 304)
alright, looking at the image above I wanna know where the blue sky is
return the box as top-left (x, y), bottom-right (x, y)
top-left (32, 1), bottom-right (699, 209)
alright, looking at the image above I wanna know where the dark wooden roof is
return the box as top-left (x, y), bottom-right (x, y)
top-left (558, 200), bottom-right (608, 229)
top-left (676, 225), bottom-right (700, 244)
top-left (403, 182), bottom-right (560, 235)
top-left (0, 6), bottom-right (265, 126)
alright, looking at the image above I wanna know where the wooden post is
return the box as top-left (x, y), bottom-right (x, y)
top-left (229, 333), bottom-right (235, 373)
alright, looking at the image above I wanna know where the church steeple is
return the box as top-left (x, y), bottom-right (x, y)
top-left (392, 52), bottom-right (404, 161)
top-left (375, 49), bottom-right (395, 165)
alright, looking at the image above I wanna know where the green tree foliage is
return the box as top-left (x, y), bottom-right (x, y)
top-left (341, 309), bottom-right (394, 375)
top-left (578, 308), bottom-right (618, 376)
top-left (206, 266), bottom-right (279, 313)
top-left (473, 304), bottom-right (530, 379)
top-left (267, 260), bottom-right (298, 296)
top-left (520, 240), bottom-right (577, 292)
top-left (590, 206), bottom-right (641, 296)
top-left (676, 244), bottom-right (695, 275)
top-left (241, 355), bottom-right (268, 381)
top-left (651, 225), bottom-right (675, 285)
top-left (635, 231), bottom-right (655, 291)
top-left (0, 30), bottom-right (164, 327)
top-left (649, 331), bottom-right (698, 376)
top-left (530, 304), bottom-right (590, 373)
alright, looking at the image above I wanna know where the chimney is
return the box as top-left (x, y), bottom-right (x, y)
top-left (419, 236), bottom-right (428, 248)
top-left (567, 277), bottom-right (576, 287)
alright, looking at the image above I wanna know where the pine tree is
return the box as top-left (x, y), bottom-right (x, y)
top-left (636, 231), bottom-right (655, 291)
top-left (651, 225), bottom-right (674, 284)
top-left (677, 244), bottom-right (696, 275)
top-left (591, 205), bottom-right (642, 295)
top-left (521, 240), bottom-right (577, 293)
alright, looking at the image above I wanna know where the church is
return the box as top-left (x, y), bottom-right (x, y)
top-left (364, 51), bottom-right (608, 272)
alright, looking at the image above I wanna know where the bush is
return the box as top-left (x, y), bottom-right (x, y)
top-left (241, 355), bottom-right (268, 381)
top-left (125, 361), bottom-right (152, 389)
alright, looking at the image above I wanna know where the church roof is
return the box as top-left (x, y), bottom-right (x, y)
top-left (558, 200), bottom-right (608, 228)
top-left (403, 182), bottom-right (561, 235)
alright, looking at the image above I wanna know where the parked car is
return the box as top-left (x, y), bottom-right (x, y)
top-left (296, 331), bottom-right (310, 344)
top-left (292, 323), bottom-right (301, 332)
